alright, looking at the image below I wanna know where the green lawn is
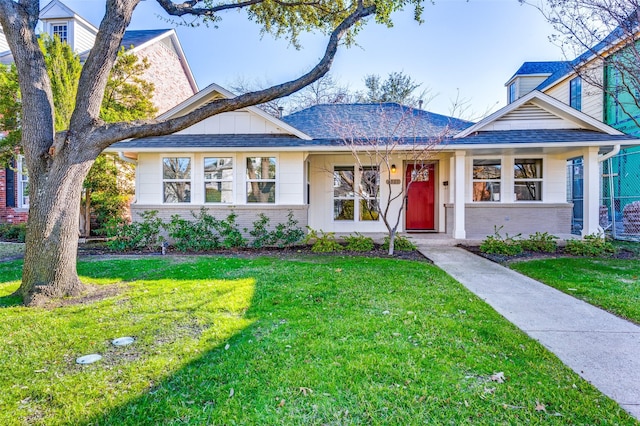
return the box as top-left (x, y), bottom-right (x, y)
top-left (0, 256), bottom-right (636, 425)
top-left (0, 241), bottom-right (24, 260)
top-left (511, 257), bottom-right (640, 325)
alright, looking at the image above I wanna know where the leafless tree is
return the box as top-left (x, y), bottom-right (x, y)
top-left (0, 0), bottom-right (428, 306)
top-left (330, 104), bottom-right (463, 254)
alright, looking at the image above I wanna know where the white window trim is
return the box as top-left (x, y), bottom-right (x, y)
top-left (203, 156), bottom-right (235, 204)
top-left (161, 154), bottom-right (193, 204)
top-left (17, 155), bottom-right (29, 209)
top-left (514, 158), bottom-right (544, 202)
top-left (48, 21), bottom-right (70, 44)
top-left (471, 156), bottom-right (503, 203)
top-left (244, 155), bottom-right (278, 204)
top-left (332, 164), bottom-right (381, 222)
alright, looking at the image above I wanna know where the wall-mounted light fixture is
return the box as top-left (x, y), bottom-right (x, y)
top-left (391, 164), bottom-right (397, 173)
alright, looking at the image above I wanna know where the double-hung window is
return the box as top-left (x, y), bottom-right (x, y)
top-left (162, 157), bottom-right (191, 203)
top-left (246, 157), bottom-right (276, 203)
top-left (514, 159), bottom-right (543, 201)
top-left (333, 166), bottom-right (380, 221)
top-left (473, 159), bottom-right (501, 202)
top-left (204, 157), bottom-right (233, 203)
top-left (508, 82), bottom-right (517, 103)
top-left (570, 77), bottom-right (582, 110)
top-left (333, 166), bottom-right (355, 220)
top-left (359, 166), bottom-right (379, 221)
top-left (17, 155), bottom-right (29, 208)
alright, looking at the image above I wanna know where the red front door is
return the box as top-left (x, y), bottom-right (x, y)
top-left (405, 163), bottom-right (435, 230)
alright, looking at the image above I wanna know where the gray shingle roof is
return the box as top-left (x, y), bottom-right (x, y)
top-left (112, 134), bottom-right (326, 149)
top-left (450, 129), bottom-right (635, 145)
top-left (121, 29), bottom-right (172, 49)
top-left (282, 103), bottom-right (473, 139)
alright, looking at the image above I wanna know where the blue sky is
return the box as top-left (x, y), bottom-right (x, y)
top-left (64, 0), bottom-right (565, 117)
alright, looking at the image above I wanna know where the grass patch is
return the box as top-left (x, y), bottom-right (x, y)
top-left (0, 256), bottom-right (635, 425)
top-left (511, 257), bottom-right (640, 325)
top-left (0, 241), bottom-right (25, 260)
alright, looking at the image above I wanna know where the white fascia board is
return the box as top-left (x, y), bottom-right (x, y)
top-left (454, 90), bottom-right (624, 138)
top-left (156, 82), bottom-right (312, 140)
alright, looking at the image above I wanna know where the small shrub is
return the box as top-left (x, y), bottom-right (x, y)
top-left (0, 223), bottom-right (27, 242)
top-left (382, 235), bottom-right (416, 252)
top-left (480, 226), bottom-right (522, 256)
top-left (521, 232), bottom-right (558, 253)
top-left (272, 211), bottom-right (305, 247)
top-left (165, 209), bottom-right (220, 252)
top-left (305, 228), bottom-right (343, 253)
top-left (565, 233), bottom-right (616, 257)
top-left (344, 233), bottom-right (375, 252)
top-left (105, 210), bottom-right (163, 251)
top-left (249, 214), bottom-right (275, 248)
top-left (214, 212), bottom-right (247, 248)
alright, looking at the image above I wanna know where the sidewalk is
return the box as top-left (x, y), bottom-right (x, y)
top-left (418, 245), bottom-right (640, 420)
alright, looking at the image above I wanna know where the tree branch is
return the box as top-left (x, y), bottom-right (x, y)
top-left (91, 1), bottom-right (376, 152)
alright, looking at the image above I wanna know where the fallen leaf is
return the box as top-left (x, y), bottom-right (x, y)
top-left (335, 268), bottom-right (342, 273)
top-left (490, 372), bottom-right (505, 383)
top-left (382, 310), bottom-right (390, 315)
top-left (229, 388), bottom-right (234, 398)
top-left (299, 387), bottom-right (313, 396)
top-left (535, 401), bottom-right (546, 412)
top-left (278, 399), bottom-right (286, 407)
top-left (224, 344), bottom-right (230, 350)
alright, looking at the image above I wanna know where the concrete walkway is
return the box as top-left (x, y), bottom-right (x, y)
top-left (418, 245), bottom-right (640, 420)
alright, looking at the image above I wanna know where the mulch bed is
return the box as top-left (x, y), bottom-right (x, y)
top-left (458, 244), bottom-right (640, 264)
top-left (76, 243), bottom-right (429, 262)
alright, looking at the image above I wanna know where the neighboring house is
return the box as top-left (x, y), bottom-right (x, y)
top-left (0, 0), bottom-right (198, 225)
top-left (506, 25), bottom-right (640, 235)
top-left (106, 83), bottom-right (637, 240)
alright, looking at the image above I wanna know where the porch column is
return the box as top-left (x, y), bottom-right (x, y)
top-left (453, 151), bottom-right (466, 239)
top-left (582, 146), bottom-right (601, 237)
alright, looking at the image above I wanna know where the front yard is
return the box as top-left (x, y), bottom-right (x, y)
top-left (511, 256), bottom-right (640, 325)
top-left (0, 256), bottom-right (636, 425)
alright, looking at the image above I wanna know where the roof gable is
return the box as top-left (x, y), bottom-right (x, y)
top-left (40, 0), bottom-right (98, 33)
top-left (158, 83), bottom-right (311, 140)
top-left (455, 90), bottom-right (624, 138)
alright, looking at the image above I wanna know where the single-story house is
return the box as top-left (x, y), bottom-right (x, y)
top-left (107, 83), bottom-right (639, 240)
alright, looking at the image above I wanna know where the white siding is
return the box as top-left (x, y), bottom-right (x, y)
top-left (543, 65), bottom-right (604, 121)
top-left (307, 153), bottom-right (447, 233)
top-left (0, 31), bottom-right (9, 53)
top-left (134, 151), bottom-right (305, 206)
top-left (465, 153), bottom-right (566, 204)
top-left (483, 102), bottom-right (576, 131)
top-left (545, 80), bottom-right (570, 105)
top-left (176, 111), bottom-right (290, 135)
top-left (516, 76), bottom-right (549, 98)
top-left (71, 20), bottom-right (96, 53)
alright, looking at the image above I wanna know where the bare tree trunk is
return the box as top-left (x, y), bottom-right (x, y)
top-left (18, 157), bottom-right (93, 306)
top-left (388, 228), bottom-right (396, 256)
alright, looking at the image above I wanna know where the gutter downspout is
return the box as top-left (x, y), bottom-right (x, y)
top-left (598, 144), bottom-right (620, 163)
top-left (597, 144), bottom-right (620, 239)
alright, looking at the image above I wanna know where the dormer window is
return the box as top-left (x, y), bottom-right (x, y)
top-left (51, 23), bottom-right (68, 43)
top-left (508, 82), bottom-right (517, 103)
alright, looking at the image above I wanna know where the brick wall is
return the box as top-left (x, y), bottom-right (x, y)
top-left (0, 169), bottom-right (28, 224)
top-left (445, 203), bottom-right (573, 238)
top-left (137, 42), bottom-right (196, 115)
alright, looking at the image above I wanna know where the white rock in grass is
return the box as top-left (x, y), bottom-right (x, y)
top-left (382, 310), bottom-right (390, 315)
top-left (112, 337), bottom-right (135, 347)
top-left (76, 354), bottom-right (102, 365)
